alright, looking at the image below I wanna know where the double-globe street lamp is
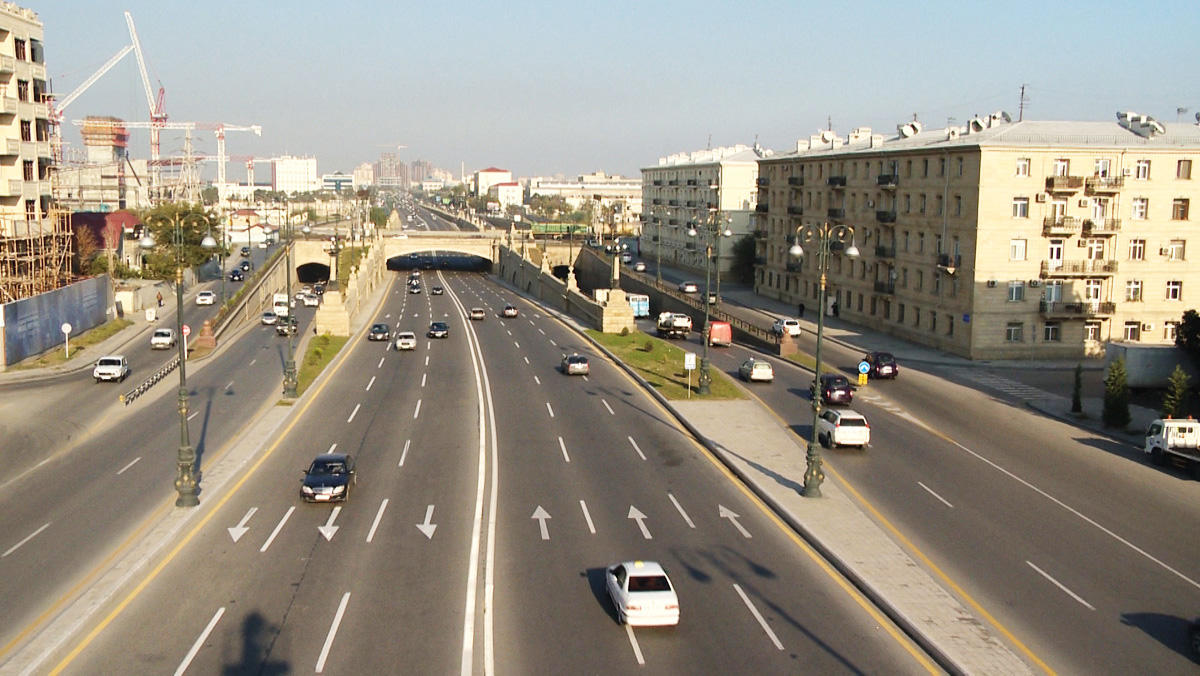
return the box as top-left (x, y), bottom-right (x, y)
top-left (283, 208), bottom-right (312, 398)
top-left (789, 221), bottom-right (858, 498)
top-left (686, 212), bottom-right (733, 396)
top-left (651, 205), bottom-right (672, 288)
top-left (140, 211), bottom-right (216, 508)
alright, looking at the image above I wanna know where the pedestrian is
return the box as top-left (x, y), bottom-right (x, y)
top-left (156, 291), bottom-right (163, 307)
top-left (832, 299), bottom-right (840, 317)
top-left (798, 302), bottom-right (805, 318)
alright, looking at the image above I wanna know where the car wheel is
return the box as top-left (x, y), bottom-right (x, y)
top-left (1190, 621), bottom-right (1200, 656)
top-left (1192, 461), bottom-right (1200, 481)
top-left (1150, 447), bottom-right (1165, 466)
top-left (819, 432), bottom-right (829, 448)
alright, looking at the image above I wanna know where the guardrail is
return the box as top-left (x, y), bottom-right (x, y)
top-left (119, 355), bottom-right (180, 405)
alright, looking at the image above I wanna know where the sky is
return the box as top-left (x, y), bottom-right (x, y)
top-left (33, 1), bottom-right (1200, 184)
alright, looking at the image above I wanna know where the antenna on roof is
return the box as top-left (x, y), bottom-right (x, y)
top-left (706, 134), bottom-right (711, 151)
top-left (1018, 84), bottom-right (1028, 121)
top-left (1178, 107), bottom-right (1191, 123)
top-left (827, 116), bottom-right (832, 131)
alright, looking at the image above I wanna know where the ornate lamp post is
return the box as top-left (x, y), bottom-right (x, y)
top-left (140, 211), bottom-right (216, 508)
top-left (789, 221), bottom-right (858, 497)
top-left (687, 213), bottom-right (733, 396)
top-left (283, 206), bottom-right (312, 398)
top-left (653, 206), bottom-right (670, 288)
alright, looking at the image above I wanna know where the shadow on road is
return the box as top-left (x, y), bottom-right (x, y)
top-left (221, 611), bottom-right (289, 675)
top-left (1120, 612), bottom-right (1200, 666)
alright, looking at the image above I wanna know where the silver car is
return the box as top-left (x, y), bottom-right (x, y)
top-left (738, 358), bottom-right (774, 382)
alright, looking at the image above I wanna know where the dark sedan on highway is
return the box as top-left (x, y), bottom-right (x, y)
top-left (368, 323), bottom-right (390, 341)
top-left (811, 373), bottom-right (854, 405)
top-left (862, 351), bottom-right (899, 379)
top-left (300, 453), bottom-right (356, 503)
top-left (428, 321), bottom-right (449, 338)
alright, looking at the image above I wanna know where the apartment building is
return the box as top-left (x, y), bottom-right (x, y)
top-left (0, 2), bottom-right (49, 238)
top-left (756, 112), bottom-right (1200, 360)
top-left (528, 172), bottom-right (643, 227)
top-left (641, 145), bottom-right (763, 278)
top-left (271, 156), bottom-right (318, 194)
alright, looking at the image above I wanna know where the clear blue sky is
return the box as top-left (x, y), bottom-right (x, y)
top-left (36, 0), bottom-right (1200, 183)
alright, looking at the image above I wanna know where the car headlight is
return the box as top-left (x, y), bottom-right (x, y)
top-left (301, 486), bottom-right (314, 494)
top-left (332, 485), bottom-right (345, 493)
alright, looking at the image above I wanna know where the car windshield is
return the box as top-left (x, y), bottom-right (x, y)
top-left (628, 575), bottom-right (672, 592)
top-left (398, 333), bottom-right (415, 340)
top-left (154, 330), bottom-right (171, 337)
top-left (98, 358), bottom-right (121, 367)
top-left (431, 322), bottom-right (448, 330)
top-left (372, 324), bottom-right (387, 331)
top-left (309, 460), bottom-right (346, 476)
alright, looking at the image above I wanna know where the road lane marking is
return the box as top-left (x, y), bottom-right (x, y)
top-left (628, 506), bottom-right (652, 539)
top-left (327, 443), bottom-right (337, 454)
top-left (228, 508), bottom-right (257, 543)
top-left (602, 399), bottom-right (615, 415)
top-left (549, 339), bottom-right (557, 347)
top-left (116, 457), bottom-right (141, 475)
top-left (259, 507), bottom-right (294, 553)
top-left (719, 505), bottom-right (752, 538)
top-left (523, 356), bottom-right (529, 364)
top-left (416, 505), bottom-right (438, 539)
top-left (627, 436), bottom-right (646, 461)
top-left (514, 341), bottom-right (520, 348)
top-left (558, 436), bottom-right (570, 462)
top-left (579, 501), bottom-right (596, 534)
top-left (377, 357), bottom-right (385, 368)
top-left (623, 625), bottom-right (645, 666)
top-left (1027, 561), bottom-right (1094, 610)
top-left (506, 330), bottom-right (512, 336)
top-left (425, 355), bottom-right (430, 366)
top-left (249, 358), bottom-right (256, 366)
top-left (224, 381), bottom-right (234, 391)
top-left (421, 373), bottom-right (427, 387)
top-left (35, 457), bottom-right (51, 468)
top-left (531, 507), bottom-right (551, 540)
top-left (399, 439), bottom-right (411, 467)
top-left (917, 482), bottom-right (954, 509)
top-left (346, 404), bottom-right (361, 423)
top-left (365, 376), bottom-right (376, 391)
top-left (546, 402), bottom-right (555, 418)
top-left (534, 375), bottom-right (541, 385)
top-left (538, 328), bottom-right (545, 335)
top-left (319, 507), bottom-right (341, 540)
top-left (733, 584), bottom-right (783, 650)
top-left (365, 499), bottom-right (389, 543)
top-left (2, 523), bottom-right (50, 558)
top-left (315, 592), bottom-right (351, 673)
top-left (668, 494), bottom-right (695, 528)
top-left (414, 399), bottom-right (422, 419)
top-left (187, 411), bottom-right (200, 421)
top-left (173, 606), bottom-right (224, 676)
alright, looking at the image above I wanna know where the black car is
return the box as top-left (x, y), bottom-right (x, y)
top-left (239, 260), bottom-right (252, 272)
top-left (275, 315), bottom-right (298, 336)
top-left (431, 286), bottom-right (444, 296)
top-left (409, 284), bottom-right (422, 294)
top-left (427, 321), bottom-right (449, 338)
top-left (229, 269), bottom-right (244, 282)
top-left (862, 351), bottom-right (899, 379)
top-left (368, 323), bottom-right (390, 341)
top-left (313, 283), bottom-right (325, 296)
top-left (300, 453), bottom-right (356, 502)
top-left (240, 246), bottom-right (251, 258)
top-left (810, 373), bottom-right (854, 405)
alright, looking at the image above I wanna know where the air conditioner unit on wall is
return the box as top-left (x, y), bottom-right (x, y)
top-left (1078, 239), bottom-right (1089, 247)
top-left (1078, 198), bottom-right (1089, 207)
top-left (1142, 323), bottom-right (1155, 332)
top-left (1160, 247), bottom-right (1170, 255)
top-left (987, 280), bottom-right (997, 288)
top-left (1122, 168), bottom-right (1132, 176)
top-left (1035, 193), bottom-right (1047, 203)
top-left (1029, 280), bottom-right (1041, 287)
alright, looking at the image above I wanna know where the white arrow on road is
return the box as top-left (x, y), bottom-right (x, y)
top-left (228, 507), bottom-right (258, 543)
top-left (416, 504), bottom-right (438, 539)
top-left (719, 505), bottom-right (752, 538)
top-left (319, 506), bottom-right (342, 541)
top-left (532, 506), bottom-right (551, 540)
top-left (628, 506), bottom-right (652, 539)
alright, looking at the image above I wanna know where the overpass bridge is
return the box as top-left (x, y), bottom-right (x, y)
top-left (289, 230), bottom-right (506, 282)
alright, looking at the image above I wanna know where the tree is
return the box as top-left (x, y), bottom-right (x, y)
top-left (1176, 309), bottom-right (1200, 371)
top-left (728, 235), bottom-right (757, 283)
top-left (1071, 363), bottom-right (1083, 413)
top-left (1102, 356), bottom-right (1132, 428)
top-left (73, 225), bottom-right (100, 275)
top-left (1161, 364), bottom-right (1191, 418)
top-left (139, 203), bottom-right (219, 280)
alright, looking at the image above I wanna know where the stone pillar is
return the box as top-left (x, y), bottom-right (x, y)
top-left (778, 330), bottom-right (797, 357)
top-left (195, 319), bottom-right (217, 349)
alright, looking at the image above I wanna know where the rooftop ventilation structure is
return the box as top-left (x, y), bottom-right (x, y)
top-left (1117, 111), bottom-right (1166, 138)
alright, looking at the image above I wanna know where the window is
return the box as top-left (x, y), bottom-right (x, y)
top-left (1178, 159), bottom-right (1192, 180)
top-left (1132, 198), bottom-right (1148, 220)
top-left (1012, 197), bottom-right (1029, 218)
top-left (13, 38), bottom-right (25, 61)
top-left (904, 194), bottom-right (911, 213)
top-left (1172, 198), bottom-right (1189, 220)
top-left (22, 160), bottom-right (33, 182)
top-left (1016, 158), bottom-right (1030, 176)
top-left (905, 160), bottom-right (912, 177)
top-left (1124, 321), bottom-right (1141, 341)
top-left (1007, 281), bottom-right (1025, 301)
top-left (1167, 280), bottom-right (1183, 300)
top-left (919, 194), bottom-right (926, 214)
top-left (1009, 239), bottom-right (1026, 261)
top-left (935, 194), bottom-right (943, 215)
top-left (1044, 323), bottom-right (1061, 342)
top-left (1166, 322), bottom-right (1179, 341)
top-left (922, 159), bottom-right (929, 177)
top-left (1006, 323), bottom-right (1023, 342)
top-left (1129, 238), bottom-right (1145, 260)
top-left (917, 270), bottom-right (924, 291)
top-left (1085, 322), bottom-right (1101, 341)
top-left (1094, 158), bottom-right (1111, 177)
top-left (1053, 159), bottom-right (1070, 176)
top-left (1084, 279), bottom-right (1103, 302)
top-left (1045, 280), bottom-right (1063, 302)
top-left (918, 232), bottom-right (925, 253)
top-left (16, 80), bottom-right (28, 102)
top-left (902, 230), bottom-right (910, 252)
top-left (1126, 280), bottom-right (1143, 302)
top-left (1168, 239), bottom-right (1186, 261)
top-left (939, 158), bottom-right (946, 176)
top-left (1136, 160), bottom-right (1151, 180)
top-left (957, 157), bottom-right (964, 176)
top-left (1086, 239), bottom-right (1105, 261)
top-left (19, 120), bottom-right (31, 142)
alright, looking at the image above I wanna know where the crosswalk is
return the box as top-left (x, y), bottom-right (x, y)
top-left (954, 370), bottom-right (1056, 401)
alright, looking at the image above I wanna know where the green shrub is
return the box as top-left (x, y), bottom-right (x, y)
top-left (620, 326), bottom-right (630, 337)
top-left (642, 339), bottom-right (654, 352)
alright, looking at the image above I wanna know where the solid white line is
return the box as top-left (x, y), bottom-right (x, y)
top-left (580, 500), bottom-right (596, 534)
top-left (546, 402), bottom-right (554, 418)
top-left (35, 457), bottom-right (51, 468)
top-left (377, 357), bottom-right (385, 368)
top-left (315, 592), bottom-right (351, 673)
top-left (399, 439), bottom-right (411, 467)
top-left (259, 507), bottom-right (294, 553)
top-left (366, 499), bottom-right (389, 543)
top-left (558, 436), bottom-right (570, 462)
top-left (173, 606), bottom-right (225, 676)
top-left (421, 373), bottom-right (427, 387)
top-left (346, 403), bottom-right (361, 423)
top-left (187, 411), bottom-right (199, 421)
top-left (534, 375), bottom-right (541, 385)
top-left (602, 399), bottom-right (615, 415)
top-left (733, 584), bottom-right (784, 650)
top-left (628, 436), bottom-right (646, 461)
top-left (365, 376), bottom-right (376, 391)
top-left (668, 493), bottom-right (695, 528)
top-left (623, 625), bottom-right (645, 666)
top-left (414, 399), bottom-right (422, 419)
top-left (1027, 561), bottom-right (1095, 610)
top-left (2, 522), bottom-right (50, 558)
top-left (917, 481), bottom-right (954, 508)
top-left (116, 457), bottom-right (141, 475)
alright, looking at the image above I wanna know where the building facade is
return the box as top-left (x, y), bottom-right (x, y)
top-left (473, 167), bottom-right (511, 197)
top-left (527, 172), bottom-right (643, 229)
top-left (353, 162), bottom-right (374, 189)
top-left (271, 155), bottom-right (318, 193)
top-left (321, 172), bottom-right (353, 192)
top-left (756, 113), bottom-right (1200, 360)
top-left (0, 2), bottom-right (50, 238)
top-left (641, 145), bottom-right (763, 277)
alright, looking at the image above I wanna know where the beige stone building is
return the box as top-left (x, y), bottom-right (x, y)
top-left (756, 113), bottom-right (1200, 360)
top-left (641, 144), bottom-right (764, 278)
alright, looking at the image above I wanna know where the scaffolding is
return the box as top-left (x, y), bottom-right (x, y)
top-left (0, 209), bottom-right (73, 304)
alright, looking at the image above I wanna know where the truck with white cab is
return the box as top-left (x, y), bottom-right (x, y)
top-left (1144, 417), bottom-right (1200, 478)
top-left (273, 292), bottom-right (290, 318)
top-left (655, 311), bottom-right (692, 339)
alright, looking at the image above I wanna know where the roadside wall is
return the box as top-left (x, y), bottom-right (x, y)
top-left (495, 244), bottom-right (633, 332)
top-left (0, 275), bottom-right (113, 366)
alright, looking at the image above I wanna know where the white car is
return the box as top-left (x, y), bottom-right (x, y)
top-left (816, 409), bottom-right (871, 449)
top-left (150, 328), bottom-right (176, 350)
top-left (302, 294), bottom-right (320, 307)
top-left (771, 317), bottom-right (801, 337)
top-left (677, 281), bottom-right (699, 294)
top-left (260, 312), bottom-right (279, 325)
top-left (393, 331), bottom-right (417, 350)
top-left (633, 261), bottom-right (647, 272)
top-left (92, 355), bottom-right (130, 383)
top-left (738, 358), bottom-right (775, 382)
top-left (195, 290), bottom-right (216, 306)
top-left (606, 560), bottom-right (679, 626)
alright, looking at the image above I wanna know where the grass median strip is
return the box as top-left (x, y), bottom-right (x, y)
top-left (587, 329), bottom-right (745, 400)
top-left (297, 334), bottom-right (349, 396)
top-left (14, 318), bottom-right (134, 370)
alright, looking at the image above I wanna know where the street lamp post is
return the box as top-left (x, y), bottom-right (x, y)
top-left (283, 208), bottom-right (312, 398)
top-left (687, 213), bottom-right (732, 396)
top-left (654, 206), bottom-right (669, 288)
top-left (141, 211), bottom-right (216, 508)
top-left (790, 221), bottom-right (858, 498)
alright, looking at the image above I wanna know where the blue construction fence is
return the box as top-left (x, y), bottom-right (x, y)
top-left (1, 275), bottom-right (113, 366)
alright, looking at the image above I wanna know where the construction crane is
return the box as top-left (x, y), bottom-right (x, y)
top-left (124, 11), bottom-right (169, 178)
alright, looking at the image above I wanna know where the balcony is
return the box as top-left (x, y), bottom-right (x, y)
top-left (1040, 259), bottom-right (1118, 277)
top-left (874, 280), bottom-right (896, 294)
top-left (0, 138), bottom-right (17, 156)
top-left (754, 256), bottom-right (766, 266)
top-left (685, 242), bottom-right (696, 251)
top-left (876, 210), bottom-right (896, 223)
top-left (787, 205), bottom-right (803, 216)
top-left (687, 178), bottom-right (697, 186)
top-left (652, 198), bottom-right (662, 206)
top-left (650, 235), bottom-right (659, 243)
top-left (756, 177), bottom-right (770, 187)
top-left (755, 204), bottom-right (769, 213)
top-left (786, 261), bottom-right (803, 273)
top-left (1086, 176), bottom-right (1124, 192)
top-left (827, 176), bottom-right (847, 188)
top-left (653, 180), bottom-right (662, 186)
top-left (685, 200), bottom-right (696, 207)
top-left (0, 56), bottom-right (14, 75)
top-left (753, 229), bottom-right (768, 239)
top-left (1082, 218), bottom-right (1121, 235)
top-left (0, 96), bottom-right (16, 116)
top-left (1045, 175), bottom-right (1084, 192)
top-left (827, 208), bottom-right (845, 219)
top-left (788, 176), bottom-right (804, 187)
top-left (668, 180), bottom-right (679, 186)
top-left (937, 254), bottom-right (962, 272)
top-left (668, 218), bottom-right (679, 226)
top-left (1039, 300), bottom-right (1116, 318)
top-left (874, 245), bottom-right (895, 258)
top-left (1042, 216), bottom-right (1081, 236)
top-left (876, 174), bottom-right (899, 189)
top-left (668, 200), bottom-right (679, 206)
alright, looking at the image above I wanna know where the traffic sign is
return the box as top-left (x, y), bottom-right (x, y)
top-left (182, 324), bottom-right (192, 337)
top-left (61, 322), bottom-right (72, 335)
top-left (684, 352), bottom-right (697, 371)
top-left (858, 361), bottom-right (870, 375)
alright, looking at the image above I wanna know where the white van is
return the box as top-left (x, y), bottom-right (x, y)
top-left (1144, 418), bottom-right (1200, 477)
top-left (272, 292), bottom-right (290, 318)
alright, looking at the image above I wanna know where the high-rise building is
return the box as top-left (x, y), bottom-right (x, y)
top-left (755, 112), bottom-right (1200, 359)
top-left (353, 162), bottom-right (374, 189)
top-left (271, 156), bottom-right (319, 193)
top-left (411, 159), bottom-right (432, 187)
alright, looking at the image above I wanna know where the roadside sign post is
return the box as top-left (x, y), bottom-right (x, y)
top-left (61, 322), bottom-right (72, 358)
top-left (684, 352), bottom-right (697, 399)
top-left (857, 360), bottom-right (870, 387)
top-left (182, 324), bottom-right (192, 360)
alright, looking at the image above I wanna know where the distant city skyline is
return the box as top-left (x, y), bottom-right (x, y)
top-left (35, 1), bottom-right (1200, 183)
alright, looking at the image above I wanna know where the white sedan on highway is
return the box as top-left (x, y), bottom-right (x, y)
top-left (195, 290), bottom-right (216, 306)
top-left (605, 560), bottom-right (680, 626)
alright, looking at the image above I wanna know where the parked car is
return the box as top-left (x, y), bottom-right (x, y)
top-left (368, 323), bottom-right (391, 341)
top-left (811, 373), bottom-right (854, 405)
top-left (816, 409), bottom-right (871, 448)
top-left (738, 358), bottom-right (774, 382)
top-left (299, 453), bottom-right (356, 503)
top-left (427, 321), bottom-right (449, 338)
top-left (605, 560), bottom-right (680, 626)
top-left (862, 351), bottom-right (899, 379)
top-left (771, 317), bottom-right (801, 337)
top-left (469, 308), bottom-right (486, 321)
top-left (561, 353), bottom-right (590, 375)
top-left (150, 328), bottom-right (176, 350)
top-left (196, 290), bottom-right (216, 306)
top-left (393, 331), bottom-right (417, 350)
top-left (502, 304), bottom-right (518, 318)
top-left (229, 269), bottom-right (244, 282)
top-left (260, 311), bottom-right (279, 326)
top-left (92, 355), bottom-right (130, 383)
top-left (677, 281), bottom-right (699, 294)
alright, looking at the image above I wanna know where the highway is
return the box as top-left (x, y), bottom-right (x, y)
top-left (54, 270), bottom-right (932, 675)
